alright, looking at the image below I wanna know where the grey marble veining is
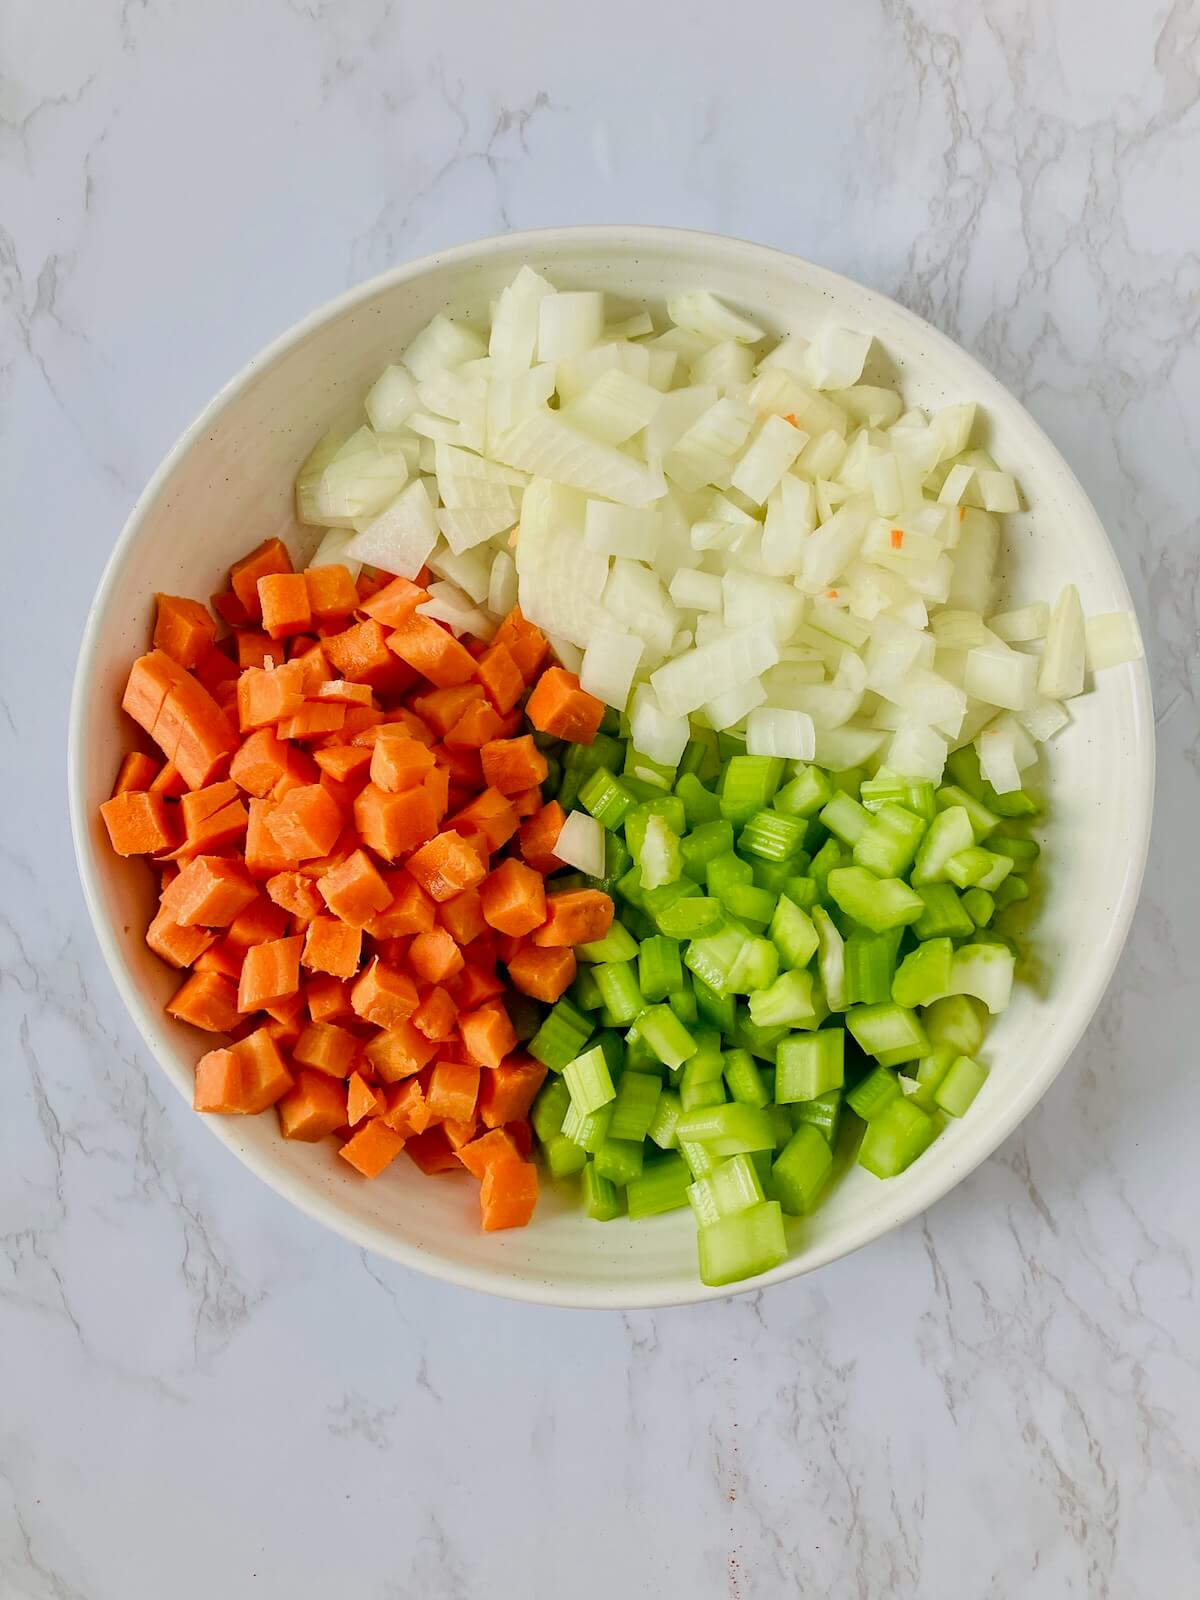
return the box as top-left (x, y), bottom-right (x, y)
top-left (2, 1), bottom-right (1197, 1595)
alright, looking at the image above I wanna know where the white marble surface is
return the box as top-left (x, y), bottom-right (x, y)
top-left (2, 0), bottom-right (1198, 1594)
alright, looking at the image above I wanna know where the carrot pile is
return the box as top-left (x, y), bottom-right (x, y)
top-left (99, 537), bottom-right (613, 1232)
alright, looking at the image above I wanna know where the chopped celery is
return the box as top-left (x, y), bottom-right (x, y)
top-left (853, 801), bottom-right (927, 878)
top-left (681, 1077), bottom-right (726, 1110)
top-left (775, 1029), bottom-right (845, 1101)
top-left (723, 1048), bottom-right (770, 1108)
top-left (945, 744), bottom-right (984, 799)
top-left (730, 1007), bottom-right (790, 1061)
top-left (934, 1054), bottom-right (988, 1116)
top-left (845, 1064), bottom-right (901, 1121)
top-left (697, 1201), bottom-right (788, 1286)
top-left (688, 1153), bottom-right (766, 1224)
top-left (570, 965), bottom-right (605, 1012)
top-left (693, 973), bottom-right (737, 1032)
top-left (679, 1137), bottom-right (717, 1179)
top-left (860, 772), bottom-right (936, 819)
top-left (949, 943), bottom-right (1014, 1013)
top-left (685, 922), bottom-right (749, 995)
top-left (845, 928), bottom-right (902, 1006)
top-left (627, 1154), bottom-right (692, 1217)
top-left (827, 867), bottom-right (924, 932)
top-left (770, 894), bottom-right (819, 969)
top-left (921, 994), bottom-right (987, 1056)
top-left (989, 834), bottom-right (1040, 868)
top-left (739, 809), bottom-right (808, 862)
top-left (790, 1088), bottom-right (843, 1145)
top-left (668, 980), bottom-right (699, 1026)
top-left (593, 960), bottom-right (644, 1025)
top-left (608, 1071), bottom-right (662, 1142)
top-left (706, 849), bottom-right (754, 898)
top-left (675, 1101), bottom-right (776, 1155)
top-left (992, 875), bottom-right (1028, 911)
top-left (561, 1099), bottom-right (615, 1152)
top-left (579, 767), bottom-right (636, 831)
top-left (624, 745), bottom-right (677, 793)
top-left (563, 1043), bottom-right (617, 1114)
top-left (912, 883), bottom-right (975, 941)
top-left (638, 935), bottom-right (684, 1001)
top-left (529, 1001), bottom-right (593, 1070)
top-left (681, 819), bottom-right (736, 878)
top-left (727, 935), bottom-right (779, 994)
top-left (809, 838), bottom-right (848, 899)
top-left (935, 785), bottom-right (1001, 840)
top-left (891, 937), bottom-right (953, 1008)
top-left (594, 1138), bottom-right (645, 1186)
top-left (748, 969), bottom-right (818, 1028)
top-left (657, 896), bottom-right (723, 938)
top-left (911, 806), bottom-right (975, 884)
top-left (813, 905), bottom-right (848, 1012)
top-left (907, 1046), bottom-right (957, 1110)
top-left (582, 1162), bottom-right (625, 1220)
top-left (846, 1002), bottom-right (929, 1066)
top-left (772, 1124), bottom-right (834, 1215)
top-left (961, 887), bottom-right (995, 927)
top-left (775, 765), bottom-right (834, 818)
top-left (945, 845), bottom-right (1000, 889)
top-left (819, 791), bottom-right (872, 846)
top-left (680, 726), bottom-right (721, 781)
top-left (638, 1004), bottom-right (698, 1069)
top-left (531, 1077), bottom-right (570, 1142)
top-left (719, 755), bottom-right (786, 824)
top-left (675, 772), bottom-right (722, 826)
top-left (722, 882), bottom-right (777, 927)
top-left (543, 1134), bottom-right (589, 1178)
top-left (566, 731), bottom-right (624, 777)
top-left (647, 1087), bottom-right (683, 1149)
top-left (784, 874), bottom-right (819, 911)
top-left (858, 1098), bottom-right (938, 1177)
top-left (982, 783), bottom-right (1039, 819)
top-left (637, 815), bottom-right (684, 891)
top-left (577, 921), bottom-right (640, 963)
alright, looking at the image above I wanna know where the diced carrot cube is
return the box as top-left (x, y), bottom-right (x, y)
top-left (519, 800), bottom-right (566, 873)
top-left (405, 1124), bottom-right (460, 1174)
top-left (437, 888), bottom-right (485, 946)
top-left (303, 564), bottom-right (359, 620)
top-left (227, 896), bottom-right (290, 949)
top-left (493, 609), bottom-right (550, 683)
top-left (99, 790), bottom-right (176, 856)
top-left (111, 751), bottom-right (162, 797)
top-left (379, 1077), bottom-right (434, 1137)
top-left (365, 871), bottom-right (436, 939)
top-left (193, 1048), bottom-right (245, 1112)
top-left (306, 973), bottom-right (353, 1023)
top-left (426, 1059), bottom-right (480, 1124)
top-left (153, 594), bottom-right (217, 669)
top-left (270, 745), bottom-right (320, 799)
top-left (314, 744), bottom-right (373, 787)
top-left (322, 618), bottom-right (395, 686)
top-left (351, 959), bottom-right (419, 1028)
top-left (532, 889), bottom-right (614, 947)
top-left (122, 650), bottom-right (188, 736)
top-left (230, 728), bottom-right (289, 796)
top-left (449, 787), bottom-right (518, 853)
top-left (339, 1118), bottom-right (406, 1177)
top-left (445, 698), bottom-right (505, 749)
top-left (412, 984), bottom-right (458, 1041)
top-left (194, 937), bottom-right (244, 982)
top-left (442, 1116), bottom-right (478, 1151)
top-left (265, 870), bottom-right (325, 923)
top-left (237, 631), bottom-right (276, 671)
top-left (479, 734), bottom-right (548, 796)
top-left (233, 1026), bottom-right (295, 1109)
top-left (457, 958), bottom-right (506, 1008)
top-left (150, 760), bottom-right (188, 797)
top-left (293, 1020), bottom-right (359, 1078)
top-left (412, 683), bottom-right (485, 737)
top-left (167, 971), bottom-right (242, 1033)
top-left (525, 666), bottom-right (604, 745)
top-left (370, 733), bottom-right (436, 793)
top-left (244, 798), bottom-right (297, 878)
top-left (475, 642), bottom-right (526, 714)
top-left (434, 742), bottom-right (484, 793)
top-left (212, 589), bottom-right (250, 627)
top-left (237, 660), bottom-right (305, 731)
top-left (316, 678), bottom-right (373, 707)
top-left (346, 1070), bottom-right (385, 1126)
top-left (456, 1127), bottom-right (522, 1180)
top-left (458, 1002), bottom-right (517, 1069)
top-left (506, 945), bottom-right (577, 1002)
top-left (236, 934), bottom-right (303, 1012)
top-left (318, 848), bottom-right (392, 927)
top-left (161, 855), bottom-right (258, 927)
top-left (359, 575), bottom-right (430, 628)
top-left (277, 702), bottom-right (347, 740)
top-left (407, 830), bottom-right (488, 902)
top-left (353, 781), bottom-right (440, 862)
top-left (386, 615), bottom-right (477, 688)
top-left (478, 1056), bottom-right (548, 1129)
top-left (363, 1021), bottom-right (438, 1082)
top-left (263, 783), bottom-right (343, 861)
top-left (301, 915), bottom-right (362, 979)
top-left (479, 857), bottom-right (547, 936)
top-left (230, 537), bottom-right (293, 620)
top-left (480, 1160), bottom-right (538, 1230)
top-left (146, 906), bottom-right (216, 969)
top-left (409, 927), bottom-right (465, 984)
top-left (277, 1068), bottom-right (348, 1140)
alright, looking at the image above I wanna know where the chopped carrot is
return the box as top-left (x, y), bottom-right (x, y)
top-left (265, 870), bottom-right (325, 924)
top-left (442, 1116), bottom-right (478, 1151)
top-left (318, 848), bottom-right (392, 927)
top-left (244, 798), bottom-right (297, 878)
top-left (379, 1077), bottom-right (434, 1137)
top-left (444, 698), bottom-right (505, 750)
top-left (366, 871), bottom-right (436, 938)
top-left (405, 1124), bottom-right (460, 1174)
top-left (153, 594), bottom-right (217, 669)
top-left (478, 1056), bottom-right (548, 1129)
top-left (456, 1127), bottom-right (522, 1180)
top-left (167, 971), bottom-right (242, 1033)
top-left (316, 678), bottom-right (373, 707)
top-left (479, 734), bottom-right (548, 796)
top-left (493, 609), bottom-right (549, 683)
top-left (263, 783), bottom-right (343, 860)
top-left (237, 631), bottom-right (276, 671)
top-left (351, 959), bottom-right (419, 1028)
top-left (294, 1020), bottom-right (359, 1078)
top-left (438, 888), bottom-right (486, 946)
top-left (448, 787), bottom-right (518, 852)
top-left (412, 984), bottom-right (458, 1041)
top-left (193, 1048), bottom-right (245, 1113)
top-left (353, 780), bottom-right (440, 861)
top-left (458, 1003), bottom-right (517, 1069)
top-left (426, 1060), bottom-right (480, 1124)
top-left (99, 790), bottom-right (176, 856)
top-left (306, 973), bottom-right (354, 1023)
top-left (146, 906), bottom-right (216, 969)
top-left (457, 959), bottom-right (507, 1008)
top-left (412, 683), bottom-right (484, 737)
top-left (277, 702), bottom-right (346, 740)
top-left (532, 889), bottom-right (614, 948)
top-left (475, 642), bottom-right (526, 714)
top-left (480, 1161), bottom-right (538, 1230)
top-left (407, 829), bottom-right (488, 902)
top-left (301, 915), bottom-right (362, 979)
top-left (230, 537), bottom-right (293, 620)
top-left (227, 896), bottom-right (290, 949)
top-left (161, 856), bottom-right (258, 927)
top-left (369, 733), bottom-right (436, 793)
top-left (303, 564), bottom-right (359, 621)
top-left (386, 614), bottom-right (477, 687)
top-left (212, 589), bottom-right (250, 627)
top-left (121, 648), bottom-right (188, 737)
top-left (479, 857), bottom-right (547, 936)
top-left (322, 618), bottom-right (395, 686)
top-left (277, 1069), bottom-right (348, 1140)
top-left (236, 934), bottom-right (303, 1012)
top-left (314, 744), bottom-right (373, 786)
top-left (510, 785), bottom-right (543, 818)
top-left (359, 575), bottom-right (430, 628)
top-left (506, 944), bottom-right (576, 1002)
top-left (111, 751), bottom-right (161, 797)
top-left (233, 1027), bottom-right (295, 1109)
top-left (434, 742), bottom-right (485, 794)
top-left (194, 937), bottom-right (244, 982)
top-left (230, 728), bottom-right (291, 796)
top-left (149, 760), bottom-right (188, 797)
top-left (271, 743), bottom-right (321, 797)
top-left (519, 800), bottom-right (566, 874)
top-left (363, 1021), bottom-right (438, 1082)
top-left (339, 1118), bottom-right (406, 1178)
top-left (346, 1070), bottom-right (385, 1126)
top-left (505, 1119), bottom-right (534, 1160)
top-left (524, 666), bottom-right (604, 745)
top-left (237, 660), bottom-right (305, 731)
top-left (409, 927), bottom-right (465, 984)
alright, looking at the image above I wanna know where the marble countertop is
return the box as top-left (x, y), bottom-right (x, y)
top-left (3, 1), bottom-right (1198, 1595)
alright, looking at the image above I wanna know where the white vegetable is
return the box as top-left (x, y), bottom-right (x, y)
top-left (799, 498), bottom-right (872, 591)
top-left (516, 479), bottom-right (609, 648)
top-left (964, 644), bottom-right (1039, 711)
top-left (563, 368), bottom-right (664, 445)
top-left (487, 549), bottom-right (518, 617)
top-left (651, 626), bottom-right (780, 719)
top-left (667, 290), bottom-right (764, 344)
top-left (583, 501), bottom-right (662, 560)
top-left (1037, 584), bottom-right (1086, 700)
top-left (1085, 610), bottom-right (1143, 671)
top-left (537, 292), bottom-right (605, 361)
top-left (730, 415), bottom-right (807, 504)
top-left (989, 602), bottom-right (1049, 643)
top-left (945, 509), bottom-right (999, 614)
top-left (691, 339), bottom-right (755, 391)
top-left (722, 570), bottom-right (805, 641)
top-left (805, 324), bottom-right (872, 390)
top-left (489, 266), bottom-right (554, 369)
top-left (603, 559), bottom-right (679, 653)
top-left (745, 707), bottom-right (816, 761)
top-left (886, 723), bottom-right (948, 783)
top-left (554, 810), bottom-right (606, 878)
top-left (307, 527), bottom-right (362, 581)
top-left (418, 581), bottom-right (496, 640)
top-left (669, 569), bottom-right (723, 612)
top-left (402, 315), bottom-right (486, 381)
top-left (761, 475), bottom-right (816, 576)
top-left (365, 366), bottom-right (419, 432)
top-left (812, 722), bottom-right (885, 768)
top-left (639, 815), bottom-right (680, 890)
top-left (425, 543), bottom-right (492, 603)
top-left (977, 470), bottom-right (1020, 514)
top-left (951, 944), bottom-right (1014, 1014)
top-left (493, 410), bottom-right (666, 507)
top-left (342, 478), bottom-right (438, 576)
top-left (580, 624), bottom-right (643, 711)
top-left (629, 685), bottom-right (690, 765)
top-left (435, 506), bottom-right (516, 554)
top-left (1015, 698), bottom-right (1070, 743)
top-left (977, 720), bottom-right (1022, 794)
top-left (704, 679), bottom-right (768, 731)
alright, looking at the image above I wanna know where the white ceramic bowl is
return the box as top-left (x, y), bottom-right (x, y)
top-left (69, 227), bottom-right (1154, 1308)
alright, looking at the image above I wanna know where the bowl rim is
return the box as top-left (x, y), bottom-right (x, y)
top-left (68, 224), bottom-right (1156, 1308)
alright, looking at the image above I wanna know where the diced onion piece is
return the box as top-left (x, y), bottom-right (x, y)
top-left (418, 581), bottom-right (496, 641)
top-left (487, 549), bottom-right (518, 617)
top-left (436, 506), bottom-right (516, 554)
top-left (493, 410), bottom-right (665, 507)
top-left (489, 266), bottom-right (554, 369)
top-left (761, 475), bottom-right (816, 576)
top-left (977, 721), bottom-right (1022, 793)
top-left (537, 292), bottom-right (605, 361)
top-left (343, 478), bottom-right (438, 576)
top-left (486, 365), bottom-right (557, 446)
top-left (929, 403), bottom-right (976, 462)
top-left (402, 315), bottom-right (487, 381)
top-left (563, 368), bottom-right (664, 445)
top-left (704, 679), bottom-right (767, 731)
top-left (1038, 584), bottom-right (1086, 700)
top-left (930, 609), bottom-right (991, 649)
top-left (805, 325), bottom-right (872, 390)
top-left (830, 386), bottom-right (903, 429)
top-left (937, 463), bottom-right (977, 507)
top-left (1085, 610), bottom-right (1143, 671)
top-left (603, 560), bottom-right (679, 653)
top-left (964, 644), bottom-right (1039, 712)
top-left (307, 527), bottom-right (362, 581)
top-left (580, 625), bottom-right (643, 711)
top-left (546, 633), bottom-right (583, 672)
top-left (989, 602), bottom-right (1049, 643)
top-left (651, 626), bottom-right (780, 719)
top-left (745, 707), bottom-right (816, 761)
top-left (730, 415), bottom-right (806, 504)
top-left (365, 366), bottom-right (419, 431)
top-left (886, 723), bottom-right (948, 783)
top-left (945, 509), bottom-right (999, 614)
top-left (516, 479), bottom-right (609, 647)
top-left (667, 290), bottom-right (764, 344)
top-left (812, 722), bottom-right (885, 768)
top-left (629, 685), bottom-right (690, 765)
top-left (1015, 698), bottom-right (1070, 743)
top-left (977, 470), bottom-right (1020, 513)
top-left (606, 310), bottom-right (654, 339)
top-left (722, 570), bottom-right (805, 641)
top-left (554, 810), bottom-right (606, 878)
top-left (583, 501), bottom-right (662, 560)
top-left (426, 543), bottom-right (492, 604)
top-left (799, 498), bottom-right (871, 591)
top-left (669, 569), bottom-right (723, 612)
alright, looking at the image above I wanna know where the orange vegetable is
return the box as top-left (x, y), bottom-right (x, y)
top-left (456, 1127), bottom-right (522, 1180)
top-left (277, 702), bottom-right (347, 740)
top-left (369, 733), bottom-right (436, 793)
top-left (510, 785), bottom-right (543, 819)
top-left (506, 944), bottom-right (576, 1002)
top-left (277, 1068), bottom-right (349, 1140)
top-left (438, 887), bottom-right (486, 946)
top-left (112, 751), bottom-right (161, 797)
top-left (194, 938), bottom-right (244, 982)
top-left (227, 896), bottom-right (290, 949)
top-left (146, 906), bottom-right (216, 970)
top-left (231, 728), bottom-right (292, 797)
top-left (449, 786), bottom-right (518, 852)
top-left (445, 698), bottom-right (504, 749)
top-left (167, 971), bottom-right (242, 1033)
top-left (405, 1124), bottom-right (460, 1174)
top-left (161, 856), bottom-right (258, 927)
top-left (153, 593), bottom-right (217, 669)
top-left (479, 734), bottom-right (548, 796)
top-left (524, 666), bottom-right (604, 745)
top-left (301, 915), bottom-right (362, 979)
top-left (322, 618), bottom-right (395, 686)
top-left (303, 564), bottom-right (359, 621)
top-left (519, 800), bottom-right (566, 874)
top-left (359, 575), bottom-right (430, 628)
top-left (236, 934), bottom-right (303, 1012)
top-left (426, 1059), bottom-right (480, 1123)
top-left (265, 870), bottom-right (325, 924)
top-left (149, 760), bottom-right (188, 797)
top-left (99, 790), bottom-right (176, 857)
top-left (493, 609), bottom-right (549, 683)
top-left (316, 678), bottom-right (373, 707)
top-left (339, 1118), bottom-right (406, 1177)
top-left (293, 1020), bottom-right (359, 1078)
top-left (458, 1002), bottom-right (517, 1069)
top-left (230, 537), bottom-right (293, 621)
top-left (475, 642), bottom-right (526, 714)
top-left (351, 959), bottom-right (419, 1028)
top-left (263, 783), bottom-right (343, 861)
top-left (366, 871), bottom-right (436, 938)
top-left (237, 631), bottom-right (277, 671)
top-left (478, 1056), bottom-right (547, 1129)
top-left (362, 1021), bottom-right (438, 1082)
top-left (318, 848), bottom-right (392, 927)
top-left (386, 614), bottom-right (477, 688)
top-left (532, 889), bottom-right (614, 947)
top-left (480, 1160), bottom-right (538, 1230)
top-left (409, 927), bottom-right (465, 984)
top-left (379, 1077), bottom-right (434, 1137)
top-left (193, 1048), bottom-right (245, 1113)
top-left (346, 1070), bottom-right (385, 1126)
top-left (314, 744), bottom-right (373, 786)
top-left (407, 830), bottom-right (488, 902)
top-left (237, 660), bottom-right (305, 731)
top-left (353, 780), bottom-right (440, 862)
top-left (412, 984), bottom-right (458, 1041)
top-left (306, 973), bottom-right (354, 1023)
top-left (479, 857), bottom-right (547, 936)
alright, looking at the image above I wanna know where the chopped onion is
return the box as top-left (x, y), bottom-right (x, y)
top-left (651, 627), bottom-right (780, 719)
top-left (342, 478), bottom-right (437, 576)
top-left (669, 569), bottom-right (723, 612)
top-left (667, 290), bottom-right (764, 344)
top-left (964, 644), bottom-right (1039, 712)
top-left (1085, 610), bottom-right (1143, 671)
top-left (583, 501), bottom-right (662, 560)
top-left (705, 678), bottom-right (767, 731)
top-left (745, 707), bottom-right (816, 761)
top-left (730, 415), bottom-right (806, 504)
top-left (989, 602), bottom-right (1049, 643)
top-left (554, 810), bottom-right (606, 877)
top-left (307, 527), bottom-right (362, 581)
top-left (402, 314), bottom-right (487, 381)
top-left (580, 624), bottom-right (643, 711)
top-left (537, 292), bottom-right (605, 362)
top-left (1038, 584), bottom-right (1086, 700)
top-left (487, 549), bottom-right (518, 617)
top-left (629, 685), bottom-right (690, 764)
top-left (366, 366), bottom-right (419, 432)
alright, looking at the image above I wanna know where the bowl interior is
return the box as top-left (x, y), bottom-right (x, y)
top-left (70, 228), bottom-right (1153, 1307)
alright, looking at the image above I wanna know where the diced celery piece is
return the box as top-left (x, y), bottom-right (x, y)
top-left (627, 1154), bottom-right (692, 1218)
top-left (563, 1042), bottom-right (617, 1114)
top-left (571, 965), bottom-right (605, 1012)
top-left (949, 943), bottom-right (1015, 1014)
top-left (857, 1098), bottom-right (938, 1178)
top-left (860, 772), bottom-right (936, 819)
top-left (722, 882), bottom-right (777, 927)
top-left (730, 1007), bottom-right (789, 1061)
top-left (982, 783), bottom-right (1039, 819)
top-left (529, 1002), bottom-right (593, 1070)
top-left (579, 767), bottom-right (637, 831)
top-left (675, 772), bottom-right (722, 827)
top-left (992, 875), bottom-right (1028, 911)
top-left (935, 784), bottom-right (1001, 840)
top-left (566, 731), bottom-right (624, 776)
top-left (693, 973), bottom-right (737, 1032)
top-left (819, 791), bottom-right (872, 846)
top-left (595, 1029), bottom-right (625, 1078)
top-left (647, 1086), bottom-right (683, 1149)
top-left (582, 1161), bottom-right (625, 1220)
top-left (808, 838), bottom-right (846, 900)
top-left (934, 1054), bottom-right (988, 1116)
top-left (790, 1088), bottom-right (842, 1145)
top-left (623, 776), bottom-right (665, 803)
top-left (776, 1029), bottom-right (845, 1101)
top-left (624, 745), bottom-right (677, 793)
top-left (644, 876), bottom-right (701, 928)
top-left (827, 866), bottom-right (924, 933)
top-left (945, 845), bottom-right (997, 889)
top-left (679, 1137), bottom-right (717, 1179)
top-left (685, 922), bottom-right (749, 995)
top-left (562, 1098), bottom-right (615, 1153)
top-left (772, 1124), bottom-right (834, 1215)
top-left (907, 1046), bottom-right (958, 1110)
top-left (783, 874), bottom-right (819, 911)
top-left (989, 833), bottom-right (1040, 868)
top-left (853, 801), bottom-right (927, 878)
top-left (891, 937), bottom-right (953, 1008)
top-left (681, 1075), bottom-right (725, 1110)
top-left (587, 831), bottom-right (632, 896)
top-left (706, 850), bottom-right (754, 898)
top-left (697, 1201), bottom-right (788, 1286)
top-left (945, 744), bottom-right (984, 798)
top-left (679, 726), bottom-right (721, 781)
top-left (921, 993), bottom-right (987, 1056)
top-left (844, 929), bottom-right (902, 1006)
top-left (634, 814), bottom-right (684, 891)
top-left (638, 935), bottom-right (683, 1001)
top-left (675, 1101), bottom-right (775, 1155)
top-left (912, 883), bottom-right (975, 941)
top-left (961, 887), bottom-right (995, 927)
top-left (775, 764), bottom-right (834, 818)
top-left (739, 808), bottom-right (808, 863)
top-left (911, 806), bottom-right (975, 885)
top-left (543, 1134), bottom-right (589, 1178)
top-left (975, 852), bottom-right (1013, 892)
top-left (846, 1002), bottom-right (930, 1066)
top-left (608, 1070), bottom-right (662, 1142)
top-left (813, 905), bottom-right (848, 1012)
top-left (594, 1138), bottom-right (645, 1186)
top-left (657, 896), bottom-right (722, 938)
top-left (531, 1076), bottom-right (571, 1142)
top-left (748, 968), bottom-right (818, 1028)
top-left (680, 1034), bottom-right (726, 1088)
top-left (577, 920), bottom-right (640, 963)
top-left (688, 1152), bottom-right (766, 1225)
top-left (638, 1004), bottom-right (698, 1069)
top-left (719, 755), bottom-right (786, 824)
top-left (727, 935), bottom-right (779, 995)
top-left (668, 978), bottom-right (698, 1025)
top-left (845, 1064), bottom-right (901, 1121)
top-left (593, 959), bottom-right (644, 1025)
top-left (770, 894), bottom-right (819, 969)
top-left (680, 819), bottom-right (735, 880)
top-left (723, 1048), bottom-right (770, 1108)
